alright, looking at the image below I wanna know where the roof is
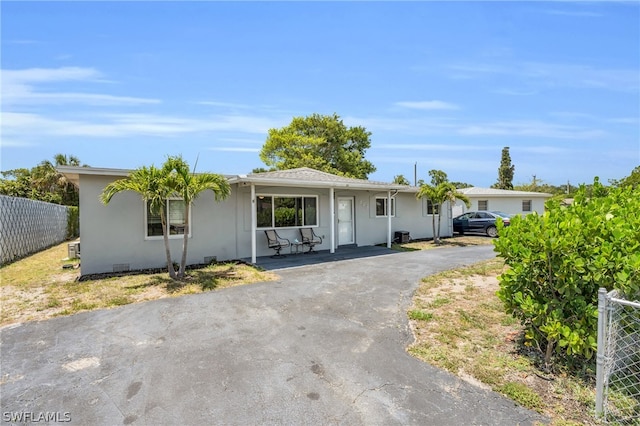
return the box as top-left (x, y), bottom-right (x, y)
top-left (58, 166), bottom-right (411, 192)
top-left (231, 167), bottom-right (409, 190)
top-left (458, 187), bottom-right (552, 198)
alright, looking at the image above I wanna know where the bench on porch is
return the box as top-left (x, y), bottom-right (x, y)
top-left (264, 229), bottom-right (290, 258)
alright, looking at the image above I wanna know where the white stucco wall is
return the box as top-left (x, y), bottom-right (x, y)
top-left (453, 196), bottom-right (547, 217)
top-left (78, 177), bottom-right (456, 275)
top-left (79, 175), bottom-right (238, 276)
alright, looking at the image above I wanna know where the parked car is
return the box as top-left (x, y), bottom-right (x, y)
top-left (453, 211), bottom-right (511, 237)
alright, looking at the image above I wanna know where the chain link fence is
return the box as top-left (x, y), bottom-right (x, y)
top-left (596, 288), bottom-right (640, 424)
top-left (0, 195), bottom-right (70, 265)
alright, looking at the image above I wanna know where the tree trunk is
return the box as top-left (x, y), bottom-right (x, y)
top-left (161, 209), bottom-right (177, 280)
top-left (544, 339), bottom-right (555, 368)
top-left (431, 205), bottom-right (438, 244)
top-left (436, 205), bottom-right (442, 243)
top-left (178, 204), bottom-right (190, 279)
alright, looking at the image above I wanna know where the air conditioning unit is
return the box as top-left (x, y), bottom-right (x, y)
top-left (394, 231), bottom-right (410, 243)
top-left (67, 242), bottom-right (80, 259)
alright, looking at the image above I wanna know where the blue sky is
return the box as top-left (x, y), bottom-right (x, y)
top-left (2, 1), bottom-right (638, 188)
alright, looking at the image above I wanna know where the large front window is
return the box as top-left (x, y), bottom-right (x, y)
top-left (146, 199), bottom-right (187, 237)
top-left (257, 195), bottom-right (317, 228)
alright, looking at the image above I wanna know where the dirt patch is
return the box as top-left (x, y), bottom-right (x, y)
top-left (408, 261), bottom-right (598, 425)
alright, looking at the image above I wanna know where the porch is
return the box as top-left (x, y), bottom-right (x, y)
top-left (242, 245), bottom-right (399, 271)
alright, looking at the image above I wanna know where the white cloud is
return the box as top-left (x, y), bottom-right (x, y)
top-left (207, 147), bottom-right (261, 153)
top-left (376, 143), bottom-right (496, 152)
top-left (2, 67), bottom-right (101, 83)
top-left (395, 100), bottom-right (460, 110)
top-left (2, 111), bottom-right (284, 139)
top-left (543, 9), bottom-right (602, 18)
top-left (1, 67), bottom-right (160, 107)
top-left (447, 61), bottom-right (640, 92)
top-left (458, 120), bottom-right (606, 139)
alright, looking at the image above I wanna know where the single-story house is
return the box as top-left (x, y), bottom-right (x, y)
top-left (452, 187), bottom-right (552, 217)
top-left (59, 166), bottom-right (455, 276)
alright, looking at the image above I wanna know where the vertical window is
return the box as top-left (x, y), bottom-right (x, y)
top-left (375, 198), bottom-right (395, 217)
top-left (478, 200), bottom-right (488, 210)
top-left (426, 200), bottom-right (439, 215)
top-left (256, 195), bottom-right (318, 228)
top-left (256, 196), bottom-right (273, 228)
top-left (522, 200), bottom-right (532, 212)
top-left (146, 199), bottom-right (188, 238)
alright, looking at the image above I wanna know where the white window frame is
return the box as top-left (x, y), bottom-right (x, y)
top-left (522, 200), bottom-right (532, 212)
top-left (426, 199), bottom-right (439, 215)
top-left (375, 197), bottom-right (395, 217)
top-left (256, 194), bottom-right (319, 229)
top-left (144, 198), bottom-right (192, 240)
top-left (478, 200), bottom-right (489, 210)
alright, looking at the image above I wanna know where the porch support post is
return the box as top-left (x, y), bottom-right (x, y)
top-left (251, 183), bottom-right (256, 264)
top-left (387, 190), bottom-right (392, 248)
top-left (330, 187), bottom-right (335, 253)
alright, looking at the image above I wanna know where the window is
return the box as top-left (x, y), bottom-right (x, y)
top-left (146, 199), bottom-right (188, 238)
top-left (256, 195), bottom-right (318, 228)
top-left (426, 200), bottom-right (439, 215)
top-left (522, 200), bottom-right (532, 212)
top-left (375, 197), bottom-right (395, 217)
top-left (478, 200), bottom-right (488, 210)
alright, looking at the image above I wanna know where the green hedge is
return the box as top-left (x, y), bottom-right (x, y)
top-left (493, 178), bottom-right (640, 366)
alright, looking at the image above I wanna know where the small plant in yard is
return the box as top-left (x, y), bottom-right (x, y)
top-left (408, 258), bottom-right (599, 425)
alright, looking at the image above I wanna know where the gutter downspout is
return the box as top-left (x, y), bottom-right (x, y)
top-left (330, 187), bottom-right (335, 253)
top-left (251, 184), bottom-right (256, 264)
top-left (386, 189), bottom-right (398, 248)
top-left (387, 190), bottom-right (392, 248)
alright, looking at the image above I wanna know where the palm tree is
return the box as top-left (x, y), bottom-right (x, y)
top-left (100, 157), bottom-right (231, 281)
top-left (101, 164), bottom-right (178, 279)
top-left (416, 182), bottom-right (470, 244)
top-left (162, 156), bottom-right (231, 279)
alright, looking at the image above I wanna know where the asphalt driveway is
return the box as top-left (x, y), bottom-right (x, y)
top-left (0, 245), bottom-right (546, 425)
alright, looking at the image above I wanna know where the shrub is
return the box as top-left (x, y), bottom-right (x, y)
top-left (493, 178), bottom-right (640, 367)
top-left (67, 206), bottom-right (79, 239)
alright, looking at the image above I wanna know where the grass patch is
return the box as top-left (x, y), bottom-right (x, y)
top-left (499, 382), bottom-right (545, 411)
top-left (408, 309), bottom-right (433, 321)
top-left (408, 258), bottom-right (598, 425)
top-left (0, 242), bottom-right (278, 326)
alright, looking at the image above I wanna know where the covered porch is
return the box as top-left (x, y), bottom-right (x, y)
top-left (242, 244), bottom-right (399, 271)
top-left (231, 168), bottom-right (410, 264)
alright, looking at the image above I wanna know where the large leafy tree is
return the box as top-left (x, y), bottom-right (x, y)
top-left (100, 156), bottom-right (230, 281)
top-left (416, 170), bottom-right (470, 244)
top-left (610, 165), bottom-right (640, 189)
top-left (259, 113), bottom-right (376, 179)
top-left (492, 146), bottom-right (515, 190)
top-left (392, 174), bottom-right (410, 185)
top-left (0, 154), bottom-right (84, 205)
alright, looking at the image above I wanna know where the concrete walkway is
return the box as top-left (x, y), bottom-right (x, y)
top-left (0, 246), bottom-right (546, 425)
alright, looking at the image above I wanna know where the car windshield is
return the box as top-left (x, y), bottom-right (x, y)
top-left (491, 211), bottom-right (512, 218)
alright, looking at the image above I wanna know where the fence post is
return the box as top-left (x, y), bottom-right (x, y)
top-left (595, 287), bottom-right (607, 417)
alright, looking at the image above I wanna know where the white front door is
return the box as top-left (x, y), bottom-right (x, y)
top-left (337, 197), bottom-right (354, 245)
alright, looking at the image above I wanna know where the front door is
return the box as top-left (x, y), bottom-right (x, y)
top-left (337, 197), bottom-right (354, 245)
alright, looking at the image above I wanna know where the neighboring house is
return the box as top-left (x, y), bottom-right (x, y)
top-left (452, 187), bottom-right (552, 217)
top-left (58, 167), bottom-right (454, 276)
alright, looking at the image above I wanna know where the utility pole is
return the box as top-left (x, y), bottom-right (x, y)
top-left (414, 162), bottom-right (417, 186)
